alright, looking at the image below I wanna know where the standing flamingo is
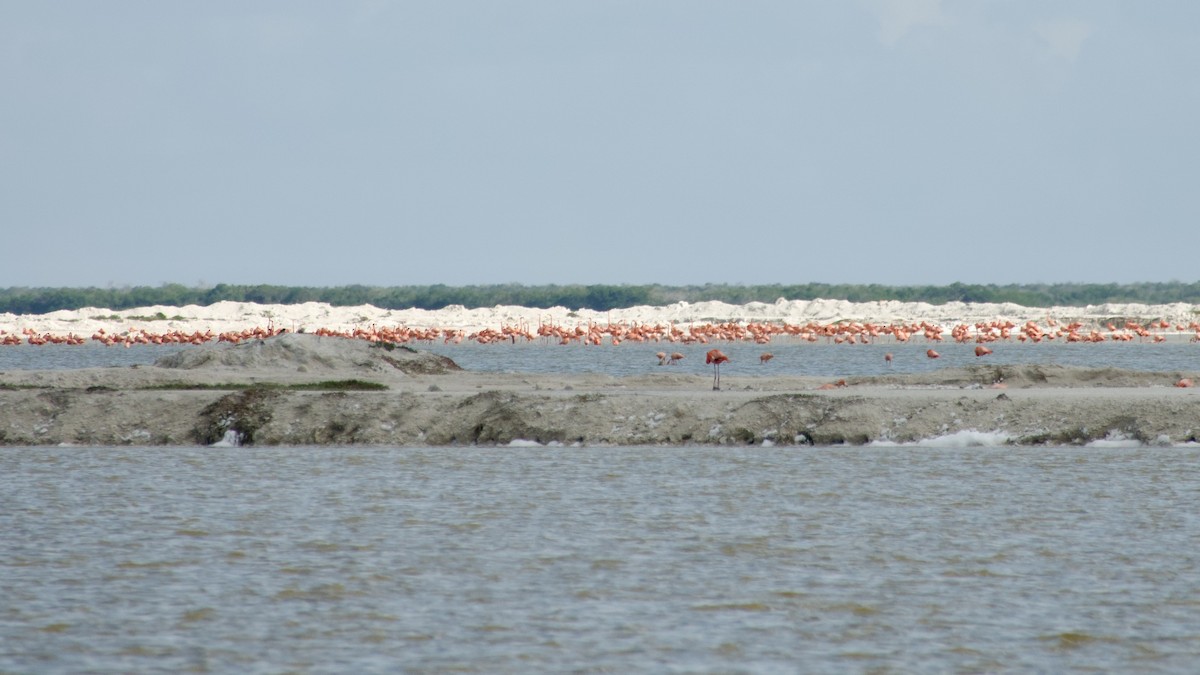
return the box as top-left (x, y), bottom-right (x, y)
top-left (759, 353), bottom-right (773, 365)
top-left (884, 352), bottom-right (893, 366)
top-left (706, 349), bottom-right (729, 390)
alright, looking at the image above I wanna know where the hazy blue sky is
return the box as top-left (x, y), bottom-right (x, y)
top-left (3, 1), bottom-right (1198, 288)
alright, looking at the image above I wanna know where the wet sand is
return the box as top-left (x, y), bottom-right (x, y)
top-left (1, 334), bottom-right (1197, 447)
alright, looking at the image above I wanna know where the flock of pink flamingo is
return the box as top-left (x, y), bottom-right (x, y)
top-left (2, 314), bottom-right (1200, 345)
top-left (0, 325), bottom-right (287, 347)
top-left (3, 317), bottom-right (1199, 349)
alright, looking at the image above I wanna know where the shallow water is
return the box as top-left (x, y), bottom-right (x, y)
top-left (4, 445), bottom-right (1200, 673)
top-left (425, 338), bottom-right (1200, 378)
top-left (0, 342), bottom-right (192, 371)
top-left (1, 337), bottom-right (1196, 377)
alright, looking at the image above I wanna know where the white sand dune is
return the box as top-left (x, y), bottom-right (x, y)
top-left (4, 299), bottom-right (1197, 336)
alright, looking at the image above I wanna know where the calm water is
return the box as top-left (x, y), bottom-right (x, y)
top-left (4, 445), bottom-right (1200, 673)
top-left (0, 338), bottom-right (1196, 377)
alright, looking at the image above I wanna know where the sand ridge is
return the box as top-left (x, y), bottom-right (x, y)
top-left (1, 333), bottom-right (1197, 448)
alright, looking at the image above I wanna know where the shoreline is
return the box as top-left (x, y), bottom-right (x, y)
top-left (2, 334), bottom-right (1197, 448)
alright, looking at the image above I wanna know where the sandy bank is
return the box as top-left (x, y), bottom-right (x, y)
top-left (2, 334), bottom-right (1197, 447)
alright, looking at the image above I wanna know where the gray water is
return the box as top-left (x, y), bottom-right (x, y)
top-left (4, 445), bottom-right (1200, 673)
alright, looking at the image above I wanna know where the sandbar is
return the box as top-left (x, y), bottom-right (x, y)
top-left (1, 333), bottom-right (1197, 448)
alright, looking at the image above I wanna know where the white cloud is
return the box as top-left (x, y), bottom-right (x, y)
top-left (873, 0), bottom-right (948, 46)
top-left (1033, 18), bottom-right (1092, 62)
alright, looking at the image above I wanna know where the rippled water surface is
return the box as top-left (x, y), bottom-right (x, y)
top-left (4, 445), bottom-right (1200, 672)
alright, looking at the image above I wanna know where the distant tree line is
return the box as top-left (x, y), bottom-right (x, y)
top-left (1, 282), bottom-right (1199, 315)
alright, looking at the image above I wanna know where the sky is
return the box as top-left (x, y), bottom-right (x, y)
top-left (2, 1), bottom-right (1198, 289)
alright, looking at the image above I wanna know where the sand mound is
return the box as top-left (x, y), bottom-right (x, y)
top-left (969, 364), bottom-right (1180, 388)
top-left (857, 363), bottom-right (1181, 389)
top-left (154, 333), bottom-right (462, 375)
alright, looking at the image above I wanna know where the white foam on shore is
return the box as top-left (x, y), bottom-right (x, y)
top-left (871, 430), bottom-right (1014, 448)
top-left (210, 430), bottom-right (243, 448)
top-left (868, 431), bottom-right (1200, 449)
top-left (3, 299), bottom-right (1198, 336)
top-left (1085, 432), bottom-right (1143, 449)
